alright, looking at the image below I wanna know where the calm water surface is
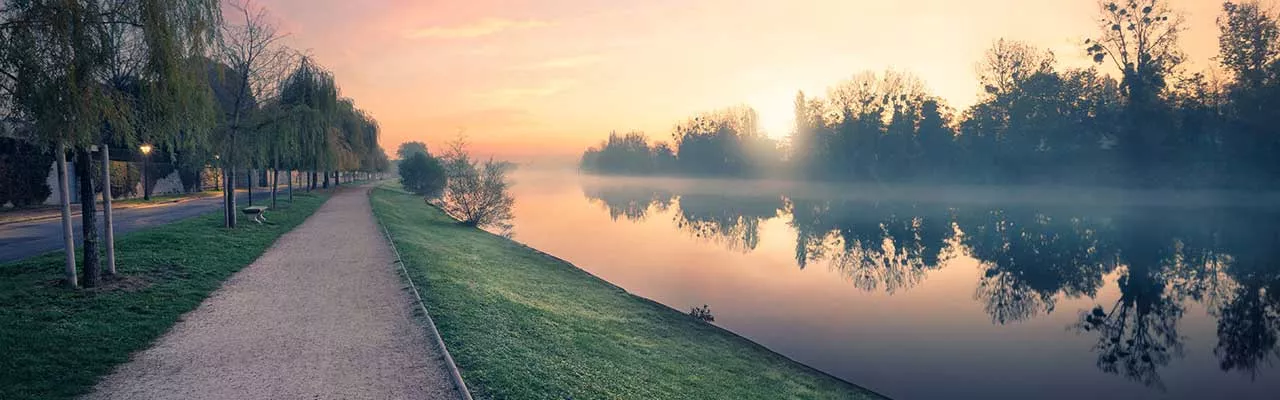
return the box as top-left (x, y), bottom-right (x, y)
top-left (505, 169), bottom-right (1280, 400)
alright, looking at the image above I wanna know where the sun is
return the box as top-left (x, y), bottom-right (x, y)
top-left (750, 95), bottom-right (795, 141)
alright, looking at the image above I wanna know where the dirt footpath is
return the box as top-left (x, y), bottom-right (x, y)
top-left (85, 187), bottom-right (460, 400)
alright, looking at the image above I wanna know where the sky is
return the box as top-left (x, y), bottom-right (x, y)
top-left (252, 0), bottom-right (1224, 163)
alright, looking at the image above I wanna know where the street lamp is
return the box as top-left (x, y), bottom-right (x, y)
top-left (140, 144), bottom-right (153, 201)
top-left (213, 154), bottom-right (221, 192)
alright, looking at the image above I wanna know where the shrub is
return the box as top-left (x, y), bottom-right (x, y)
top-left (689, 304), bottom-right (715, 322)
top-left (91, 160), bottom-right (141, 199)
top-left (0, 138), bottom-right (53, 207)
top-left (438, 137), bottom-right (514, 234)
top-left (399, 152), bottom-right (446, 197)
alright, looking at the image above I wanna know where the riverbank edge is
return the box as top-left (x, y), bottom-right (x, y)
top-left (369, 185), bottom-right (889, 399)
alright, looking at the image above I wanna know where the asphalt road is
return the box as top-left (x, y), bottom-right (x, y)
top-left (0, 190), bottom-right (278, 263)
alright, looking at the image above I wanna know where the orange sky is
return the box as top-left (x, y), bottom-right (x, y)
top-left (254, 0), bottom-right (1223, 163)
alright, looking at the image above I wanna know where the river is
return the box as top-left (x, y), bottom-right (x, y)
top-left (503, 168), bottom-right (1280, 399)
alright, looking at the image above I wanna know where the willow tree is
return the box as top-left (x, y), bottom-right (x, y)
top-left (93, 0), bottom-right (220, 276)
top-left (332, 98), bottom-right (382, 184)
top-left (0, 0), bottom-right (220, 287)
top-left (214, 0), bottom-right (290, 228)
top-left (277, 56), bottom-right (337, 192)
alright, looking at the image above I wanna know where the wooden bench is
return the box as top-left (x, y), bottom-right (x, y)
top-left (242, 206), bottom-right (269, 224)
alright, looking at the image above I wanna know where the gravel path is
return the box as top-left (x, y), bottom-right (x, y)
top-left (85, 187), bottom-right (461, 400)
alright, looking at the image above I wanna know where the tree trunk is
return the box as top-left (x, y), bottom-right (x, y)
top-left (287, 169), bottom-right (294, 202)
top-left (225, 165), bottom-right (237, 228)
top-left (100, 143), bottom-right (116, 276)
top-left (222, 163), bottom-right (229, 226)
top-left (271, 154), bottom-right (279, 209)
top-left (323, 169), bottom-right (330, 189)
top-left (55, 142), bottom-right (78, 288)
top-left (334, 170), bottom-right (340, 187)
top-left (75, 149), bottom-right (101, 288)
top-left (247, 168), bottom-right (254, 207)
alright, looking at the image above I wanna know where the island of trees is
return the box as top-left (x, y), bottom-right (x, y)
top-left (581, 1), bottom-right (1280, 190)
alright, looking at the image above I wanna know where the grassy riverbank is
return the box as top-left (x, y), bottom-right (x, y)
top-left (369, 186), bottom-right (883, 399)
top-left (0, 193), bottom-right (329, 400)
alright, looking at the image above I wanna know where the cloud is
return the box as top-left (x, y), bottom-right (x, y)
top-left (511, 54), bottom-right (604, 70)
top-left (405, 18), bottom-right (551, 39)
top-left (475, 79), bottom-right (576, 105)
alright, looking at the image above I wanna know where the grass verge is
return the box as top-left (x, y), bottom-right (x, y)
top-left (370, 186), bottom-right (884, 400)
top-left (0, 193), bottom-right (329, 400)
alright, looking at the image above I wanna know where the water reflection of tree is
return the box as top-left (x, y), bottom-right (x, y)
top-left (789, 199), bottom-right (955, 294)
top-left (580, 180), bottom-right (1280, 383)
top-left (959, 208), bottom-right (1116, 324)
top-left (581, 184), bottom-right (673, 222)
top-left (1070, 211), bottom-right (1232, 390)
top-left (673, 193), bottom-right (783, 253)
top-left (1206, 210), bottom-right (1280, 379)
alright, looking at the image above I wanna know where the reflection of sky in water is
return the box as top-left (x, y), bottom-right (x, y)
top-left (505, 169), bottom-right (1280, 400)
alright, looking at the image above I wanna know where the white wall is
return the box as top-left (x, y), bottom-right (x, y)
top-left (138, 170), bottom-right (184, 196)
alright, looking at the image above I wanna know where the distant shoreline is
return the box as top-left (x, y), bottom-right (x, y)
top-left (565, 171), bottom-right (1280, 209)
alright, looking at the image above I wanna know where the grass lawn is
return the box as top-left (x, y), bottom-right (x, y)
top-left (370, 186), bottom-right (885, 400)
top-left (0, 193), bottom-right (329, 400)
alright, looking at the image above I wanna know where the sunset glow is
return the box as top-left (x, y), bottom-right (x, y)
top-left (257, 0), bottom-right (1223, 162)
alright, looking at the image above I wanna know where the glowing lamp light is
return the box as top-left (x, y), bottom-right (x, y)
top-left (139, 144), bottom-right (153, 155)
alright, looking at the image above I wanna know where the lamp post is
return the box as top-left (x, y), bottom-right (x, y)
top-left (213, 154), bottom-right (221, 192)
top-left (140, 144), bottom-right (153, 201)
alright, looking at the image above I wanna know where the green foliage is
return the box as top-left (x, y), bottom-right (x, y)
top-left (398, 152), bottom-right (445, 197)
top-left (89, 160), bottom-right (142, 199)
top-left (0, 138), bottom-right (53, 207)
top-left (370, 187), bottom-right (883, 399)
top-left (0, 193), bottom-right (329, 400)
top-left (396, 141), bottom-right (429, 160)
top-left (0, 0), bottom-right (220, 150)
top-left (579, 131), bottom-right (673, 175)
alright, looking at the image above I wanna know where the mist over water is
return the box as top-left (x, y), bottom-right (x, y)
top-left (506, 168), bottom-right (1280, 400)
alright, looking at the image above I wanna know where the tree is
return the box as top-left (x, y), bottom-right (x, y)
top-left (215, 0), bottom-right (292, 228)
top-left (1218, 1), bottom-right (1280, 87)
top-left (1218, 1), bottom-right (1280, 186)
top-left (672, 106), bottom-right (769, 177)
top-left (397, 141), bottom-right (429, 160)
top-left (399, 152), bottom-right (445, 197)
top-left (0, 0), bottom-right (220, 287)
top-left (916, 99), bottom-right (956, 179)
top-left (978, 39), bottom-right (1056, 98)
top-left (438, 136), bottom-right (514, 234)
top-left (1086, 0), bottom-right (1186, 178)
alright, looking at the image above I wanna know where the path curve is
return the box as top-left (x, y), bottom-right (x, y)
top-left (85, 187), bottom-right (460, 400)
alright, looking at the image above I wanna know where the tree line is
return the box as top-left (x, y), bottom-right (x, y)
top-left (582, 1), bottom-right (1280, 190)
top-left (0, 0), bottom-right (390, 288)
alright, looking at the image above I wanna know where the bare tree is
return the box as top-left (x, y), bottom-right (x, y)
top-left (215, 0), bottom-right (292, 228)
top-left (977, 39), bottom-right (1056, 98)
top-left (438, 135), bottom-right (515, 235)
